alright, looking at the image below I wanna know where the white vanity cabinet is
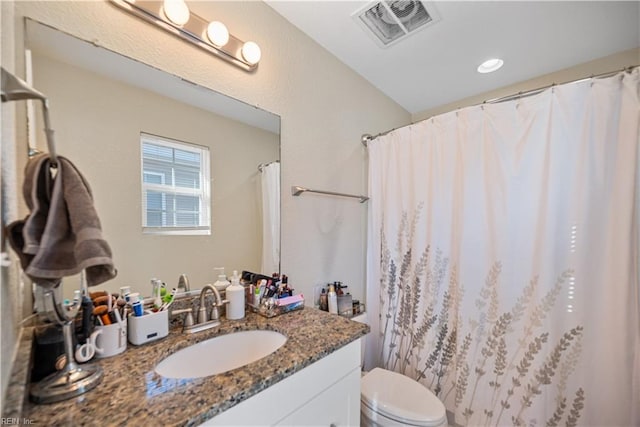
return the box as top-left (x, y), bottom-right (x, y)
top-left (203, 339), bottom-right (361, 426)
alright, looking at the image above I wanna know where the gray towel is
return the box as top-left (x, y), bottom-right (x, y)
top-left (7, 153), bottom-right (117, 288)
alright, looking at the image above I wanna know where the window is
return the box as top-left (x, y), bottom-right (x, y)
top-left (141, 133), bottom-right (210, 235)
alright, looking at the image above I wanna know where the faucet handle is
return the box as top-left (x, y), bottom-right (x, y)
top-left (198, 306), bottom-right (208, 324)
top-left (184, 311), bottom-right (194, 327)
top-left (172, 308), bottom-right (194, 326)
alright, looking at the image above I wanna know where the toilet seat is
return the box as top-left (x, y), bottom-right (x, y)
top-left (361, 368), bottom-right (447, 427)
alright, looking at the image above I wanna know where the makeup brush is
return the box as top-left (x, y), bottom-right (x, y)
top-left (90, 290), bottom-right (108, 300)
top-left (93, 305), bottom-right (111, 325)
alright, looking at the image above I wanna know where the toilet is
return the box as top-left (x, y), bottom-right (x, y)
top-left (353, 313), bottom-right (448, 427)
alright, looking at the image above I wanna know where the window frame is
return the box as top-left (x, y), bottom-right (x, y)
top-left (140, 132), bottom-right (211, 236)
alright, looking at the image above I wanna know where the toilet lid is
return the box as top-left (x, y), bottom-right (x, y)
top-left (361, 368), bottom-right (446, 426)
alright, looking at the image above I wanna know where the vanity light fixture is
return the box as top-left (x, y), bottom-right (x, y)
top-left (207, 21), bottom-right (229, 47)
top-left (477, 58), bottom-right (504, 74)
top-left (110, 0), bottom-right (261, 71)
top-left (241, 41), bottom-right (262, 65)
top-left (162, 0), bottom-right (190, 26)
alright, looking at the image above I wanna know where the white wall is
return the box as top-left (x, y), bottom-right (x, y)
top-left (413, 47), bottom-right (640, 122)
top-left (1, 0), bottom-right (411, 403)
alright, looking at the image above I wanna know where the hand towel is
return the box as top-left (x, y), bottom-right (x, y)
top-left (7, 153), bottom-right (117, 288)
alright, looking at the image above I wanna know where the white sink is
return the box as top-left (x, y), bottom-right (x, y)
top-left (155, 330), bottom-right (287, 379)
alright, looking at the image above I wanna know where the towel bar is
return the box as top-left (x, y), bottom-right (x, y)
top-left (291, 186), bottom-right (369, 203)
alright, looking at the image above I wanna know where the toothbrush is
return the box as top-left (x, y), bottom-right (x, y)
top-left (160, 288), bottom-right (178, 311)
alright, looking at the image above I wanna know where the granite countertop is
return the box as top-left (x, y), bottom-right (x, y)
top-left (18, 308), bottom-right (368, 426)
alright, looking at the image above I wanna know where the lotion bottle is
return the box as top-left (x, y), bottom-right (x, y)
top-left (328, 284), bottom-right (338, 314)
top-left (213, 267), bottom-right (230, 292)
top-left (226, 270), bottom-right (245, 320)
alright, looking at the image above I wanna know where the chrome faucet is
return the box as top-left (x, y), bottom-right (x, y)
top-left (177, 274), bottom-right (190, 293)
top-left (178, 284), bottom-right (227, 334)
top-left (198, 284), bottom-right (224, 323)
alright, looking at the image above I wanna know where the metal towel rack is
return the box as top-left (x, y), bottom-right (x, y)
top-left (1, 67), bottom-right (58, 166)
top-left (291, 186), bottom-right (369, 203)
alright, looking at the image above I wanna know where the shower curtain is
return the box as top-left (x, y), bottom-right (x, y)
top-left (260, 161), bottom-right (280, 275)
top-left (366, 69), bottom-right (639, 426)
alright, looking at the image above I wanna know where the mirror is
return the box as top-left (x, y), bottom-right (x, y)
top-left (24, 19), bottom-right (281, 298)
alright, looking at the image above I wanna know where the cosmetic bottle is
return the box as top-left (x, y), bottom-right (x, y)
top-left (226, 270), bottom-right (245, 320)
top-left (213, 267), bottom-right (230, 291)
top-left (328, 284), bottom-right (338, 314)
top-left (319, 289), bottom-right (328, 311)
top-left (253, 286), bottom-right (261, 307)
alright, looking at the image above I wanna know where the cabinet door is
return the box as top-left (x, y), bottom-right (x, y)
top-left (276, 367), bottom-right (361, 427)
top-left (203, 340), bottom-right (361, 426)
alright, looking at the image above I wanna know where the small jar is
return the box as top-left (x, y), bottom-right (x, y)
top-left (319, 289), bottom-right (328, 311)
top-left (352, 300), bottom-right (360, 315)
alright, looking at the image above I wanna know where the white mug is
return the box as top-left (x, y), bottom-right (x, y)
top-left (93, 318), bottom-right (127, 358)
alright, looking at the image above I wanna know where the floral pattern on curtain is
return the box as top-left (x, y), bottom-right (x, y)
top-left (378, 206), bottom-right (584, 426)
top-left (365, 69), bottom-right (639, 426)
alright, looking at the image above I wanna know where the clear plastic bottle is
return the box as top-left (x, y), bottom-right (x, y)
top-left (226, 270), bottom-right (245, 320)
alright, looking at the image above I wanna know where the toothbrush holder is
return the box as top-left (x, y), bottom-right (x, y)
top-left (128, 310), bottom-right (169, 345)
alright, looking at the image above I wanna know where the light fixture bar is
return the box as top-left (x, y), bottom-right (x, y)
top-left (110, 0), bottom-right (259, 71)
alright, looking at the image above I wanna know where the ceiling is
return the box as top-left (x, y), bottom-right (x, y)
top-left (266, 1), bottom-right (640, 115)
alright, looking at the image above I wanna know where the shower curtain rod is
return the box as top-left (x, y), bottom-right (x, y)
top-left (361, 65), bottom-right (638, 147)
top-left (257, 160), bottom-right (279, 172)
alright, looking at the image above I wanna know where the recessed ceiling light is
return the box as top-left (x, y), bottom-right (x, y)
top-left (477, 58), bottom-right (504, 74)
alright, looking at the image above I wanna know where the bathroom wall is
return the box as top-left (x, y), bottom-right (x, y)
top-left (31, 52), bottom-right (279, 294)
top-left (413, 47), bottom-right (640, 122)
top-left (1, 0), bottom-right (411, 403)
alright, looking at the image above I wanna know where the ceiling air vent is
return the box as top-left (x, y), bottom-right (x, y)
top-left (353, 1), bottom-right (440, 48)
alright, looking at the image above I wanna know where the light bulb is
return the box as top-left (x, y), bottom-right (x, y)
top-left (241, 41), bottom-right (261, 65)
top-left (477, 58), bottom-right (504, 74)
top-left (206, 21), bottom-right (229, 47)
top-left (162, 0), bottom-right (190, 26)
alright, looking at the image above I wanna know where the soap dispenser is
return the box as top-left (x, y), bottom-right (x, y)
top-left (213, 267), bottom-right (230, 291)
top-left (226, 270), bottom-right (245, 320)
